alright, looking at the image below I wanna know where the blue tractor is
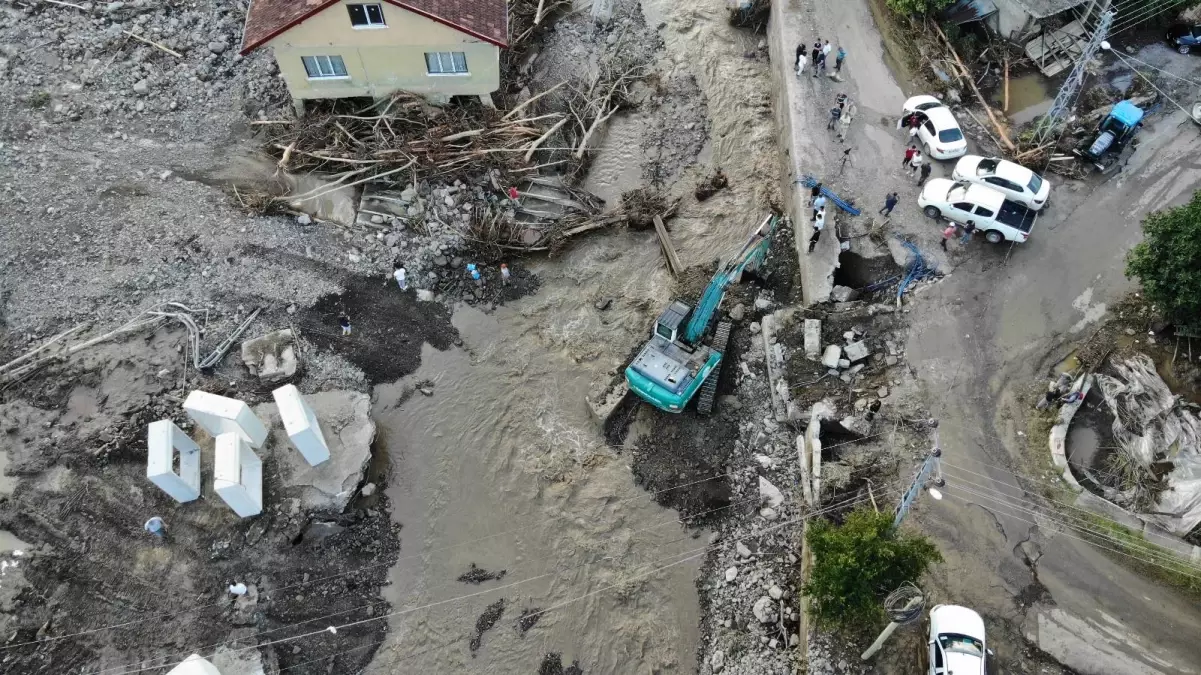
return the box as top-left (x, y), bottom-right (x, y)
top-left (625, 214), bottom-right (777, 415)
top-left (1076, 100), bottom-right (1144, 173)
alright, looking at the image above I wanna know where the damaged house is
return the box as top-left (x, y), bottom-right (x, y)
top-left (239, 0), bottom-right (509, 114)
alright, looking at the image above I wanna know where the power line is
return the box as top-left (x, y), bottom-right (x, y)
top-left (941, 483), bottom-right (1201, 578)
top-left (95, 495), bottom-right (879, 675)
top-left (940, 468), bottom-right (1201, 569)
top-left (5, 430), bottom-right (896, 653)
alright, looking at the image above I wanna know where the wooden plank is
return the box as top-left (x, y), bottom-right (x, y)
top-left (652, 215), bottom-right (682, 277)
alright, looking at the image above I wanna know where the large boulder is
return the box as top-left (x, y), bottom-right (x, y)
top-left (241, 329), bottom-right (298, 383)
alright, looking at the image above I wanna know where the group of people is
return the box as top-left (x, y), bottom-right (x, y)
top-left (901, 145), bottom-right (931, 185)
top-left (795, 39), bottom-right (845, 79)
top-left (807, 182), bottom-right (827, 253)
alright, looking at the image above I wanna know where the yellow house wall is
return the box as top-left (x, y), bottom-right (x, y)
top-left (267, 0), bottom-right (500, 100)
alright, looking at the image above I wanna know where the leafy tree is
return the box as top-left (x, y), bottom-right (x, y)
top-left (802, 509), bottom-right (942, 628)
top-left (1126, 191), bottom-right (1201, 329)
top-left (886, 0), bottom-right (953, 16)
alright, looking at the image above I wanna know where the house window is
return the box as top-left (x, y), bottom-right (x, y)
top-left (425, 51), bottom-right (468, 75)
top-left (301, 55), bottom-right (348, 79)
top-left (348, 4), bottom-right (386, 27)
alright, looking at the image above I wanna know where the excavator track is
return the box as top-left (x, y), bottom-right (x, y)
top-left (696, 321), bottom-right (731, 416)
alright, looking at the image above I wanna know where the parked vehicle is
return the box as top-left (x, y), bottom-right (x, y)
top-left (918, 178), bottom-right (1036, 243)
top-left (1074, 99), bottom-right (1144, 173)
top-left (901, 95), bottom-right (968, 160)
top-left (952, 155), bottom-right (1050, 209)
top-left (928, 605), bottom-right (988, 675)
top-left (1167, 24), bottom-right (1201, 54)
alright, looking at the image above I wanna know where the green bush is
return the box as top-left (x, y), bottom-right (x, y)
top-left (802, 509), bottom-right (943, 628)
top-left (1126, 191), bottom-right (1201, 329)
top-left (886, 0), bottom-right (953, 16)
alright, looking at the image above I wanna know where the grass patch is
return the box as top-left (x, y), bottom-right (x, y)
top-left (28, 91), bottom-right (50, 109)
top-left (1081, 514), bottom-right (1201, 599)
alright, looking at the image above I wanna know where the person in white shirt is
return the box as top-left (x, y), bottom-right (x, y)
top-left (908, 150), bottom-right (924, 175)
top-left (392, 262), bottom-right (407, 290)
top-left (808, 207), bottom-right (826, 253)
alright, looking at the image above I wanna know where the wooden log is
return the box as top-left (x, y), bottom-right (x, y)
top-left (933, 23), bottom-right (1015, 151)
top-left (1003, 57), bottom-right (1010, 113)
top-left (652, 215), bottom-right (683, 277)
top-left (123, 30), bottom-right (183, 58)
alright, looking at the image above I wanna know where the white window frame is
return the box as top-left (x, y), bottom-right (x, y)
top-left (425, 51), bottom-right (469, 76)
top-left (301, 55), bottom-right (349, 80)
top-left (347, 3), bottom-right (387, 29)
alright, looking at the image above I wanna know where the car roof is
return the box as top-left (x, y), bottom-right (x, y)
top-left (930, 605), bottom-right (986, 640)
top-left (991, 158), bottom-right (1033, 182)
top-left (904, 94), bottom-right (943, 111)
top-left (924, 106), bottom-right (961, 130)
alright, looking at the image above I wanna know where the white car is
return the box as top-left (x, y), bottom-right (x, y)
top-left (928, 604), bottom-right (987, 675)
top-left (902, 95), bottom-right (968, 160)
top-left (952, 155), bottom-right (1050, 210)
top-left (918, 178), bottom-right (1037, 244)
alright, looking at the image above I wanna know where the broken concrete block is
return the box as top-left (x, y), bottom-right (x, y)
top-left (803, 319), bottom-right (821, 359)
top-left (272, 385), bottom-right (329, 467)
top-left (843, 340), bottom-right (870, 363)
top-left (838, 359), bottom-right (851, 369)
top-left (184, 391), bottom-right (268, 448)
top-left (146, 420), bottom-right (201, 503)
top-left (241, 329), bottom-right (298, 383)
top-left (255, 391), bottom-right (374, 512)
top-left (831, 285), bottom-right (857, 302)
top-left (759, 476), bottom-right (785, 508)
top-left (821, 345), bottom-right (842, 368)
top-left (167, 654), bottom-right (222, 675)
top-left (839, 415), bottom-right (872, 437)
top-left (753, 596), bottom-right (775, 623)
top-left (214, 432), bottom-right (263, 518)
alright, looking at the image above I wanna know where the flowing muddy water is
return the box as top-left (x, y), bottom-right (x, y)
top-left (363, 0), bottom-right (778, 672)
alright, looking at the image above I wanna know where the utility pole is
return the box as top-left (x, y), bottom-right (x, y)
top-left (1031, 9), bottom-right (1114, 146)
top-left (893, 420), bottom-right (944, 530)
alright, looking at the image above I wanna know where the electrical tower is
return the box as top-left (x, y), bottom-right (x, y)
top-left (1031, 9), bottom-right (1115, 146)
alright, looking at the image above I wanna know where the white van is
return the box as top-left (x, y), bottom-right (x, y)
top-left (917, 178), bottom-right (1037, 243)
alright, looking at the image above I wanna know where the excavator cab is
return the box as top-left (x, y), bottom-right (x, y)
top-left (653, 301), bottom-right (692, 346)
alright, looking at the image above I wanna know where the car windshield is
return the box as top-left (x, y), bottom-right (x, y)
top-left (939, 634), bottom-right (984, 656)
top-left (1027, 173), bottom-right (1043, 193)
top-left (938, 127), bottom-right (964, 143)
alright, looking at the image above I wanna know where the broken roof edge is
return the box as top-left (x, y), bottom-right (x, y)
top-left (238, 0), bottom-right (509, 56)
top-left (1006, 0), bottom-right (1090, 20)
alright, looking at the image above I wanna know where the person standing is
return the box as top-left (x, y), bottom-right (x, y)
top-left (795, 44), bottom-right (808, 77)
top-left (834, 47), bottom-right (847, 73)
top-left (812, 193), bottom-right (827, 219)
top-left (918, 162), bottom-right (932, 186)
top-left (902, 145), bottom-right (916, 168)
top-left (810, 182), bottom-right (823, 205)
top-left (960, 221), bottom-right (976, 244)
top-left (500, 263), bottom-right (511, 286)
top-left (338, 313), bottom-right (352, 336)
top-left (808, 207), bottom-right (826, 252)
top-left (827, 105), bottom-right (841, 130)
top-left (908, 150), bottom-right (923, 176)
top-left (811, 41), bottom-right (821, 77)
top-left (941, 224), bottom-right (957, 251)
top-left (822, 39), bottom-right (832, 62)
top-left (837, 103), bottom-right (853, 142)
top-left (879, 192), bottom-right (899, 216)
top-left (392, 262), bottom-right (406, 290)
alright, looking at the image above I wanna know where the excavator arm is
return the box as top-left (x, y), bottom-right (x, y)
top-left (681, 214), bottom-right (777, 344)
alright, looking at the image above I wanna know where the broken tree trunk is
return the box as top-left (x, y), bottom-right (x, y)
top-left (933, 23), bottom-right (1015, 152)
top-left (652, 215), bottom-right (683, 277)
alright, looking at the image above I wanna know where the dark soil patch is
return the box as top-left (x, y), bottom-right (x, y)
top-left (430, 258), bottom-right (542, 306)
top-left (469, 598), bottom-right (505, 654)
top-left (458, 562), bottom-right (507, 584)
top-left (833, 251), bottom-right (903, 291)
top-left (538, 652), bottom-right (585, 675)
top-left (301, 273), bottom-right (457, 384)
top-left (516, 607), bottom-right (542, 635)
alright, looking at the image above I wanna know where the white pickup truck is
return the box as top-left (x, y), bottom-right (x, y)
top-left (917, 178), bottom-right (1037, 244)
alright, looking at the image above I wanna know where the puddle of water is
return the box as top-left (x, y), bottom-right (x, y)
top-left (1053, 351), bottom-right (1081, 376)
top-left (998, 73), bottom-right (1053, 126)
top-left (0, 531), bottom-right (30, 554)
top-left (1066, 424), bottom-right (1101, 470)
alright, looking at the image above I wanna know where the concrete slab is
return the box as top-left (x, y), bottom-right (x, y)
top-left (184, 391), bottom-right (268, 448)
top-left (167, 655), bottom-right (222, 675)
top-left (272, 385), bottom-right (329, 466)
top-left (820, 345), bottom-right (842, 368)
top-left (146, 420), bottom-right (202, 503)
top-left (241, 329), bottom-right (298, 383)
top-left (255, 391), bottom-right (374, 513)
top-left (803, 319), bottom-right (821, 359)
top-left (843, 340), bottom-right (870, 363)
top-left (214, 433), bottom-right (263, 518)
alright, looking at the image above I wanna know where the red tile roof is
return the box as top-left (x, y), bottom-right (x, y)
top-left (240, 0), bottom-right (508, 55)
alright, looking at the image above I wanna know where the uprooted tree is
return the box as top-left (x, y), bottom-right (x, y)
top-left (1126, 190), bottom-right (1201, 330)
top-left (802, 509), bottom-right (943, 629)
top-left (885, 0), bottom-right (953, 15)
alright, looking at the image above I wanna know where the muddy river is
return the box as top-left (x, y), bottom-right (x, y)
top-left (362, 0), bottom-right (777, 672)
